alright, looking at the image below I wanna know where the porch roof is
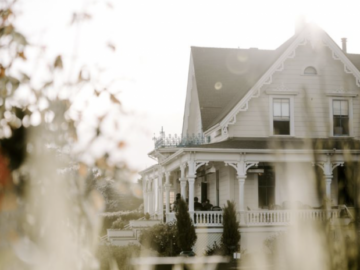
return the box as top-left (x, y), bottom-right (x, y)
top-left (190, 137), bottom-right (360, 150)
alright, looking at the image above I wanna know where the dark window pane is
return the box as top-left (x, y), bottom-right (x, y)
top-left (258, 167), bottom-right (275, 209)
top-left (338, 167), bottom-right (354, 206)
top-left (333, 116), bottom-right (349, 135)
top-left (274, 120), bottom-right (290, 135)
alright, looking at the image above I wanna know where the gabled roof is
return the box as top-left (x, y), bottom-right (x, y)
top-left (191, 28), bottom-right (360, 133)
top-left (191, 35), bottom-right (296, 131)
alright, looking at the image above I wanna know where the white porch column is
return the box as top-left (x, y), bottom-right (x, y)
top-left (164, 171), bottom-right (171, 214)
top-left (142, 176), bottom-right (147, 214)
top-left (158, 171), bottom-right (164, 218)
top-left (179, 163), bottom-right (187, 200)
top-left (187, 158), bottom-right (208, 220)
top-left (146, 180), bottom-right (151, 214)
top-left (148, 179), bottom-right (154, 215)
top-left (314, 155), bottom-right (344, 202)
top-left (237, 176), bottom-right (246, 212)
top-left (225, 154), bottom-right (258, 225)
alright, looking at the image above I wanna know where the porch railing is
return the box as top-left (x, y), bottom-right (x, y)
top-left (243, 209), bottom-right (340, 226)
top-left (193, 211), bottom-right (223, 227)
top-left (166, 209), bottom-right (341, 227)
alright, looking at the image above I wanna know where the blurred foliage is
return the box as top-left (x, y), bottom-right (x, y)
top-left (97, 244), bottom-right (141, 270)
top-left (101, 210), bottom-right (144, 235)
top-left (204, 241), bottom-right (224, 256)
top-left (139, 223), bottom-right (181, 257)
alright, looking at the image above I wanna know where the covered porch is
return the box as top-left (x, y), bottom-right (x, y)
top-left (141, 147), bottom-right (356, 228)
top-left (166, 208), bottom-right (346, 227)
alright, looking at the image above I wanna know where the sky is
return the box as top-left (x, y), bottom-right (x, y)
top-left (15, 0), bottom-right (360, 173)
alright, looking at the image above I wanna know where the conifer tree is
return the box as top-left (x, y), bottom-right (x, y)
top-left (176, 198), bottom-right (197, 254)
top-left (221, 200), bottom-right (240, 255)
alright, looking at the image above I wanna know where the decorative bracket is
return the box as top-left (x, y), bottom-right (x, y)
top-left (225, 155), bottom-right (258, 178)
top-left (187, 159), bottom-right (209, 176)
top-left (313, 155), bottom-right (344, 177)
top-left (195, 161), bottom-right (209, 171)
top-left (288, 50), bottom-right (296, 58)
top-left (264, 76), bottom-right (272, 84)
top-left (344, 65), bottom-right (352, 74)
top-left (275, 62), bottom-right (284, 72)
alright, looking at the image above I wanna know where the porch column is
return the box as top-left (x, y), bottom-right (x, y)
top-left (158, 171), bottom-right (164, 218)
top-left (148, 179), bottom-right (154, 215)
top-left (225, 154), bottom-right (258, 225)
top-left (142, 177), bottom-right (147, 214)
top-left (179, 163), bottom-right (187, 200)
top-left (237, 176), bottom-right (246, 212)
top-left (146, 180), bottom-right (151, 214)
top-left (164, 171), bottom-right (171, 214)
top-left (314, 155), bottom-right (344, 202)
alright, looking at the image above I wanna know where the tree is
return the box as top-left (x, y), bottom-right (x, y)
top-left (175, 198), bottom-right (197, 255)
top-left (221, 200), bottom-right (240, 256)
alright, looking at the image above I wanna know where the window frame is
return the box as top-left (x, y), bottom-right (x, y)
top-left (269, 95), bottom-right (295, 136)
top-left (329, 97), bottom-right (353, 137)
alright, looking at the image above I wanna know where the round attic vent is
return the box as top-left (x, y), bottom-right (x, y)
top-left (214, 82), bottom-right (223, 90)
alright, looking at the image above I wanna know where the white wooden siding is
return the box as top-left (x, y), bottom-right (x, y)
top-left (229, 42), bottom-right (360, 139)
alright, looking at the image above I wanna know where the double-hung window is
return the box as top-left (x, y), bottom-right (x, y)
top-left (333, 100), bottom-right (349, 136)
top-left (273, 98), bottom-right (290, 135)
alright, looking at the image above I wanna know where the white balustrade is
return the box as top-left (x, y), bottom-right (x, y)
top-left (166, 209), bottom-right (340, 227)
top-left (245, 209), bottom-right (340, 226)
top-left (193, 211), bottom-right (223, 227)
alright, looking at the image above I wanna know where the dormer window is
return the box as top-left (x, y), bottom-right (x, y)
top-left (304, 66), bottom-right (317, 75)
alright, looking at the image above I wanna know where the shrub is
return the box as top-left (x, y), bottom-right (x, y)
top-left (204, 241), bottom-right (224, 256)
top-left (111, 218), bottom-right (127, 229)
top-left (176, 198), bottom-right (197, 253)
top-left (221, 201), bottom-right (240, 255)
top-left (97, 244), bottom-right (141, 270)
top-left (139, 223), bottom-right (180, 256)
top-left (145, 212), bottom-right (150, 220)
top-left (120, 212), bottom-right (144, 222)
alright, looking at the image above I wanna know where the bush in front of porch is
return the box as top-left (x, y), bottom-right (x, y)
top-left (139, 222), bottom-right (181, 256)
top-left (221, 201), bottom-right (240, 256)
top-left (176, 198), bottom-right (197, 256)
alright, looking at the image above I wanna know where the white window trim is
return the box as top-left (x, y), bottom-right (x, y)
top-left (269, 95), bottom-right (295, 137)
top-left (329, 97), bottom-right (353, 137)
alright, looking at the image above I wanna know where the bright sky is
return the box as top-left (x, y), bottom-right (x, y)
top-left (16, 0), bottom-right (360, 172)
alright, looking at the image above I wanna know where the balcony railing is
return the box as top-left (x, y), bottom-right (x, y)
top-left (153, 128), bottom-right (207, 149)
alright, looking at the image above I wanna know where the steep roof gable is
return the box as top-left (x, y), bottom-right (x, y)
top-left (192, 24), bottom-right (360, 139)
top-left (191, 36), bottom-right (296, 131)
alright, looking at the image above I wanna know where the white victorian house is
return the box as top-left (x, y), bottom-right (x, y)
top-left (139, 22), bottom-right (359, 252)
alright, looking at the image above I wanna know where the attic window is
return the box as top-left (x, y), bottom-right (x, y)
top-left (304, 66), bottom-right (317, 75)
